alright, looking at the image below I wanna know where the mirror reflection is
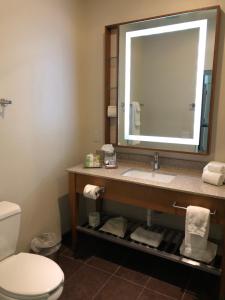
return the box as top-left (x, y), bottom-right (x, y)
top-left (118, 8), bottom-right (218, 153)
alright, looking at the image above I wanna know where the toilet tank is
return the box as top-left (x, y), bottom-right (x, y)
top-left (0, 201), bottom-right (21, 261)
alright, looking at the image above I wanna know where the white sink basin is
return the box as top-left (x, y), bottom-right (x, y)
top-left (122, 169), bottom-right (175, 183)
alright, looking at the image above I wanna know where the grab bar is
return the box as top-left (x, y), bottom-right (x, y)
top-left (172, 202), bottom-right (216, 215)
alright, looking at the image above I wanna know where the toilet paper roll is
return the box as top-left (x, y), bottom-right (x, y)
top-left (107, 105), bottom-right (117, 117)
top-left (83, 184), bottom-right (101, 199)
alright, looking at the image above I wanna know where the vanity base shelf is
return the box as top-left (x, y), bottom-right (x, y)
top-left (77, 216), bottom-right (222, 276)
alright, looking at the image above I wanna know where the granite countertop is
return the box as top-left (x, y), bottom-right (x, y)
top-left (67, 160), bottom-right (225, 200)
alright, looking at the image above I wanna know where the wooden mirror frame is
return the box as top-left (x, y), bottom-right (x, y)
top-left (104, 6), bottom-right (221, 155)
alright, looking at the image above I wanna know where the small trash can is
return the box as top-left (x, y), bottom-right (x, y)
top-left (31, 232), bottom-right (61, 261)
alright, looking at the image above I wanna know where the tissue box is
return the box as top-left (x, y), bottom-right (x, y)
top-left (84, 153), bottom-right (102, 168)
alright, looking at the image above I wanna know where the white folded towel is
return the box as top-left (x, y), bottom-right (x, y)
top-left (100, 217), bottom-right (127, 238)
top-left (206, 161), bottom-right (225, 174)
top-left (202, 168), bottom-right (224, 186)
top-left (130, 227), bottom-right (163, 248)
top-left (180, 239), bottom-right (217, 264)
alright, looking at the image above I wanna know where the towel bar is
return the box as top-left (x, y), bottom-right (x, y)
top-left (121, 102), bottom-right (144, 108)
top-left (172, 202), bottom-right (216, 215)
top-left (0, 98), bottom-right (12, 118)
top-left (0, 98), bottom-right (12, 107)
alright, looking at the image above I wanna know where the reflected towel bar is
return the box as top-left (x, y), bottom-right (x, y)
top-left (121, 102), bottom-right (144, 108)
top-left (172, 202), bottom-right (216, 215)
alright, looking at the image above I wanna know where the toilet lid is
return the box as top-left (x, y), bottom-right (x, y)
top-left (0, 253), bottom-right (64, 297)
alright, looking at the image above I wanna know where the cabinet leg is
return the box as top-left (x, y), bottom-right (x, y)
top-left (96, 197), bottom-right (103, 213)
top-left (219, 226), bottom-right (225, 300)
top-left (69, 173), bottom-right (79, 251)
top-left (220, 270), bottom-right (225, 299)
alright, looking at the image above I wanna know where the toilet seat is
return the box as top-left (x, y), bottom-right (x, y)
top-left (0, 253), bottom-right (64, 299)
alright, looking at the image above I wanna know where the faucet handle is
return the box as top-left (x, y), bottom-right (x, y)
top-left (153, 152), bottom-right (160, 170)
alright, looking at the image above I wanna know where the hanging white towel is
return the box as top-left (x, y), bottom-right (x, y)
top-left (128, 101), bottom-right (141, 146)
top-left (180, 205), bottom-right (217, 263)
top-left (130, 101), bottom-right (141, 134)
top-left (132, 101), bottom-right (141, 126)
top-left (184, 206), bottom-right (210, 254)
top-left (185, 205), bottom-right (210, 238)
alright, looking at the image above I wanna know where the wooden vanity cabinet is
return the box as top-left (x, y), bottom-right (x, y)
top-left (68, 171), bottom-right (225, 299)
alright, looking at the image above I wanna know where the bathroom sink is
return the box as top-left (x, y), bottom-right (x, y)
top-left (122, 169), bottom-right (175, 183)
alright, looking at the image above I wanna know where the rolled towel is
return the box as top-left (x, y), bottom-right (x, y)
top-left (83, 184), bottom-right (102, 200)
top-left (130, 227), bottom-right (163, 248)
top-left (202, 169), bottom-right (224, 186)
top-left (100, 217), bottom-right (127, 238)
top-left (206, 161), bottom-right (225, 174)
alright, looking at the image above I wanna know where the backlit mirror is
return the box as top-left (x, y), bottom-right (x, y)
top-left (117, 7), bottom-right (220, 153)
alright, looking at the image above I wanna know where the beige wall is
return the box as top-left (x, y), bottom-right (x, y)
top-left (79, 0), bottom-right (225, 161)
top-left (1, 0), bottom-right (224, 251)
top-left (0, 0), bottom-right (84, 251)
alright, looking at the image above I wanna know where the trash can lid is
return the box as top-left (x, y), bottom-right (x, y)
top-left (31, 232), bottom-right (61, 250)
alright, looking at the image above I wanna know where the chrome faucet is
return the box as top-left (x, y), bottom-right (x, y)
top-left (153, 152), bottom-right (160, 170)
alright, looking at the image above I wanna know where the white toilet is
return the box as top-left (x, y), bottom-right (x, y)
top-left (0, 201), bottom-right (64, 300)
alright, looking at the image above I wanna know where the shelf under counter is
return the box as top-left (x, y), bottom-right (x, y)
top-left (77, 215), bottom-right (222, 276)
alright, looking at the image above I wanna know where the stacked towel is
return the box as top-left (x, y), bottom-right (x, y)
top-left (130, 227), bottom-right (163, 248)
top-left (180, 240), bottom-right (217, 264)
top-left (207, 161), bottom-right (225, 174)
top-left (180, 206), bottom-right (217, 263)
top-left (202, 161), bottom-right (225, 186)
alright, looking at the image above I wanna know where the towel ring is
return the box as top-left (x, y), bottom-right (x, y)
top-left (172, 202), bottom-right (216, 216)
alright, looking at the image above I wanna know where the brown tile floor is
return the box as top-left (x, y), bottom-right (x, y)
top-left (57, 234), bottom-right (219, 300)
